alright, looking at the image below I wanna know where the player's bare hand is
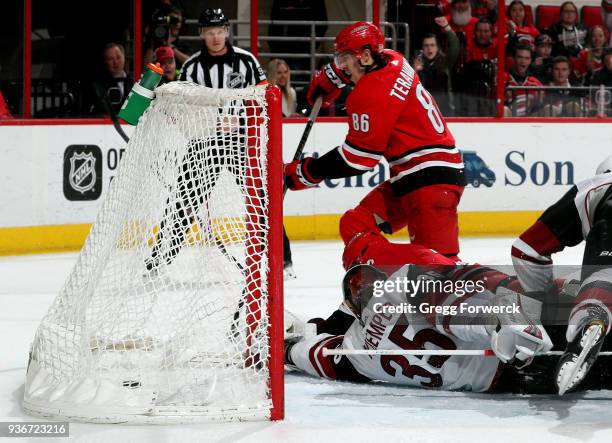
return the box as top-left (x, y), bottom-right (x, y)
top-left (434, 16), bottom-right (449, 29)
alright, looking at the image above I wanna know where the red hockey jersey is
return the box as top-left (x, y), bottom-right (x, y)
top-left (340, 49), bottom-right (463, 195)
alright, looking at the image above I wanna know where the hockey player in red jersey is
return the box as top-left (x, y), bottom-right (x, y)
top-left (512, 155), bottom-right (612, 394)
top-left (284, 22), bottom-right (465, 258)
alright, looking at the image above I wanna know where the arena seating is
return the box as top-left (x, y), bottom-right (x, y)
top-left (581, 5), bottom-right (605, 29)
top-left (523, 4), bottom-right (534, 25)
top-left (535, 5), bottom-right (560, 31)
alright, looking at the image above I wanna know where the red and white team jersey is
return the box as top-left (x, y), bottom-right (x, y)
top-left (289, 265), bottom-right (504, 392)
top-left (339, 49), bottom-right (463, 195)
top-left (512, 172), bottom-right (612, 292)
top-left (466, 39), bottom-right (498, 62)
top-left (504, 72), bottom-right (542, 117)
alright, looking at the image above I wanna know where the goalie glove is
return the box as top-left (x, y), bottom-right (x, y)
top-left (284, 310), bottom-right (317, 342)
top-left (284, 158), bottom-right (322, 191)
top-left (488, 288), bottom-right (553, 368)
top-left (306, 63), bottom-right (350, 109)
top-left (490, 323), bottom-right (553, 368)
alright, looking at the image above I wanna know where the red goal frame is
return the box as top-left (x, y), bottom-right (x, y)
top-left (263, 85), bottom-right (284, 420)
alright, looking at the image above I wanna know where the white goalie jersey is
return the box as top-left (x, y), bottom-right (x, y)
top-left (288, 266), bottom-right (504, 392)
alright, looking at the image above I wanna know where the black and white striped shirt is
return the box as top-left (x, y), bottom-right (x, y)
top-left (179, 43), bottom-right (266, 88)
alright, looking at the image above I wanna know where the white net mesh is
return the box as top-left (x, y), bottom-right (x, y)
top-left (23, 82), bottom-right (278, 423)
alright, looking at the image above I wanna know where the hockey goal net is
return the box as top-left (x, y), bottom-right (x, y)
top-left (23, 83), bottom-right (284, 423)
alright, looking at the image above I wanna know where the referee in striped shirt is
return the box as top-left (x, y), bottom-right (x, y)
top-left (179, 9), bottom-right (266, 87)
top-left (148, 9), bottom-right (295, 278)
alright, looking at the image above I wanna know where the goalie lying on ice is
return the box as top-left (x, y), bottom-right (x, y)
top-left (285, 260), bottom-right (612, 393)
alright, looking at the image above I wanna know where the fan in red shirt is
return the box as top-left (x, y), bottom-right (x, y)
top-left (572, 25), bottom-right (607, 83)
top-left (466, 17), bottom-right (498, 62)
top-left (504, 45), bottom-right (543, 116)
top-left (446, 0), bottom-right (479, 44)
top-left (284, 22), bottom-right (465, 258)
top-left (506, 0), bottom-right (539, 48)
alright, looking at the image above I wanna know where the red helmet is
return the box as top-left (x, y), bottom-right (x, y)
top-left (334, 21), bottom-right (385, 56)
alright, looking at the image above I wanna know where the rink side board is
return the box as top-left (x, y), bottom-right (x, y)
top-left (0, 119), bottom-right (609, 254)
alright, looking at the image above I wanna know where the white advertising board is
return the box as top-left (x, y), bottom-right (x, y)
top-left (0, 121), bottom-right (609, 228)
top-left (282, 121), bottom-right (609, 216)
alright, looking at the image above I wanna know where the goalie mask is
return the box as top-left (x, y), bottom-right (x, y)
top-left (342, 264), bottom-right (388, 320)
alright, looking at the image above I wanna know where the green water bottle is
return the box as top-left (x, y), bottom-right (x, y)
top-left (119, 63), bottom-right (163, 125)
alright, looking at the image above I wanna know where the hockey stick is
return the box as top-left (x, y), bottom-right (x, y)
top-left (92, 82), bottom-right (130, 143)
top-left (321, 348), bottom-right (612, 357)
top-left (282, 95), bottom-right (323, 198)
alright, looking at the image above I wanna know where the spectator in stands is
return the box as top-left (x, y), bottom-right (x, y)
top-left (471, 0), bottom-right (497, 21)
top-left (467, 17), bottom-right (497, 62)
top-left (573, 25), bottom-right (607, 84)
top-left (93, 43), bottom-right (134, 114)
top-left (590, 48), bottom-right (612, 116)
top-left (590, 47), bottom-right (612, 86)
top-left (155, 46), bottom-right (177, 85)
top-left (446, 0), bottom-right (477, 66)
top-left (144, 5), bottom-right (190, 68)
top-left (0, 90), bottom-right (13, 119)
top-left (267, 58), bottom-right (301, 117)
top-left (547, 1), bottom-right (587, 58)
top-left (413, 16), bottom-right (459, 115)
top-left (530, 33), bottom-right (554, 83)
top-left (447, 0), bottom-right (478, 44)
top-left (504, 44), bottom-right (543, 116)
top-left (506, 0), bottom-right (539, 51)
top-left (542, 56), bottom-right (581, 116)
top-left (603, 0), bottom-right (612, 46)
top-left (460, 17), bottom-right (498, 115)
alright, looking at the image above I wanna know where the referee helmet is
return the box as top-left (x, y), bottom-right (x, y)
top-left (199, 8), bottom-right (229, 28)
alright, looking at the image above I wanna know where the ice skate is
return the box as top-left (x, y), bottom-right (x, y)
top-left (555, 305), bottom-right (608, 395)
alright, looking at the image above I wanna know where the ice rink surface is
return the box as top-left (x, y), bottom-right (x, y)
top-left (1, 238), bottom-right (612, 442)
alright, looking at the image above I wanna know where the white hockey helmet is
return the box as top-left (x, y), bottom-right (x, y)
top-left (596, 155), bottom-right (612, 175)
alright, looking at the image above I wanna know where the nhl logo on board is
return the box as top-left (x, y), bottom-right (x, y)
top-left (227, 72), bottom-right (245, 89)
top-left (63, 145), bottom-right (103, 201)
top-left (69, 152), bottom-right (96, 193)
